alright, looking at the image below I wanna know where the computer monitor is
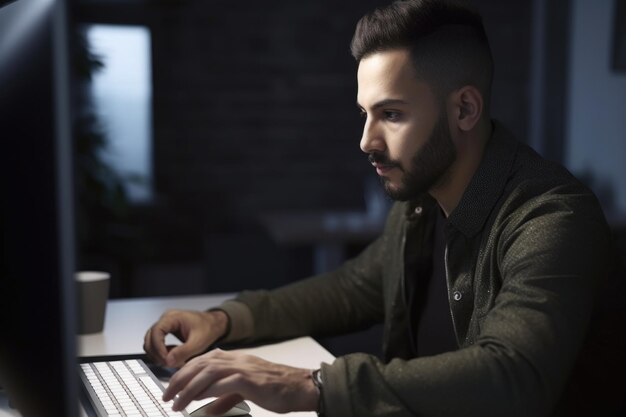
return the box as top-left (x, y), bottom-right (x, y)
top-left (0, 0), bottom-right (79, 416)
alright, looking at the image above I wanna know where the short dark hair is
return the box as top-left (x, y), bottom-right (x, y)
top-left (351, 0), bottom-right (493, 109)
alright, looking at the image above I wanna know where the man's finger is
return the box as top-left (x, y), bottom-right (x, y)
top-left (147, 325), bottom-right (171, 365)
top-left (165, 345), bottom-right (187, 368)
top-left (163, 356), bottom-right (210, 403)
top-left (169, 366), bottom-right (220, 411)
top-left (165, 341), bottom-right (204, 367)
top-left (143, 327), bottom-right (168, 365)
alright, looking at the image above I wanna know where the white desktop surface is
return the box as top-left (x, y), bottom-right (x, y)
top-left (79, 294), bottom-right (236, 357)
top-left (0, 295), bottom-right (335, 417)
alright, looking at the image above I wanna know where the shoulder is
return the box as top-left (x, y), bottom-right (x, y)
top-left (502, 140), bottom-right (605, 223)
top-left (493, 147), bottom-right (611, 274)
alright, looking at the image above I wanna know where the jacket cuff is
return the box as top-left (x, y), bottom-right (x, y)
top-left (321, 357), bottom-right (352, 417)
top-left (210, 300), bottom-right (255, 343)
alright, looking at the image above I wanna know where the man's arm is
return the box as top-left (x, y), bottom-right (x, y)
top-left (217, 203), bottom-right (407, 345)
top-left (144, 203), bottom-right (401, 369)
top-left (218, 231), bottom-right (388, 345)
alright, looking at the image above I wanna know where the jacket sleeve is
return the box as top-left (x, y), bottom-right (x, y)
top-left (321, 192), bottom-right (611, 417)
top-left (219, 205), bottom-right (407, 344)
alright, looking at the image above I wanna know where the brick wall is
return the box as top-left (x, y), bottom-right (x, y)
top-left (150, 0), bottom-right (531, 231)
top-left (151, 1), bottom-right (377, 232)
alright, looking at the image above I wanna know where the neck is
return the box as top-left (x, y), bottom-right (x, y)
top-left (430, 119), bottom-right (492, 217)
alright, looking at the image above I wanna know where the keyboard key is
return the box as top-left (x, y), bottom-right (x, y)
top-left (79, 359), bottom-right (189, 416)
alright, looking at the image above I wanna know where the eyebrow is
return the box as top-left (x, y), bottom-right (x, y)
top-left (356, 98), bottom-right (409, 111)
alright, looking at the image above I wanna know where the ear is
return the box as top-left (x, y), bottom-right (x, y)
top-left (449, 86), bottom-right (483, 132)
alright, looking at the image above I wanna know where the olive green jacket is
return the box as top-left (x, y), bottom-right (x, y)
top-left (219, 122), bottom-right (613, 417)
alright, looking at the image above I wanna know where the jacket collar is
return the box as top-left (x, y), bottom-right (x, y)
top-left (447, 120), bottom-right (518, 237)
top-left (404, 120), bottom-right (518, 237)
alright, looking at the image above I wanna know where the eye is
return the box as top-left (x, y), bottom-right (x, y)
top-left (384, 110), bottom-right (402, 122)
top-left (359, 109), bottom-right (367, 119)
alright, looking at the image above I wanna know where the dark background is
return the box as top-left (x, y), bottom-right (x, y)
top-left (72, 0), bottom-right (535, 293)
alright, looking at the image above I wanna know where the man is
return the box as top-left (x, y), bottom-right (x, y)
top-left (144, 1), bottom-right (620, 416)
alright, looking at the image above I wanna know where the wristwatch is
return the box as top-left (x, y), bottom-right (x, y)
top-left (311, 368), bottom-right (325, 417)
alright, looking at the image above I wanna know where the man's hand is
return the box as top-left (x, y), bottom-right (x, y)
top-left (143, 309), bottom-right (230, 367)
top-left (163, 349), bottom-right (320, 414)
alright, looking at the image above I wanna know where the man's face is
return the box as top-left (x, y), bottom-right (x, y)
top-left (357, 49), bottom-right (457, 201)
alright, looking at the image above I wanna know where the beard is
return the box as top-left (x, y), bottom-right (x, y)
top-left (369, 110), bottom-right (457, 201)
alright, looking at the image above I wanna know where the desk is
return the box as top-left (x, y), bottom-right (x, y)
top-left (0, 295), bottom-right (335, 417)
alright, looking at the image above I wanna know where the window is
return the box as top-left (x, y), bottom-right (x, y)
top-left (86, 24), bottom-right (152, 203)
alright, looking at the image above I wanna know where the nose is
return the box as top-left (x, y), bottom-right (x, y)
top-left (359, 117), bottom-right (385, 154)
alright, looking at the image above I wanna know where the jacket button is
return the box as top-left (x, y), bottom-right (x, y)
top-left (453, 291), bottom-right (462, 301)
top-left (414, 206), bottom-right (423, 215)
